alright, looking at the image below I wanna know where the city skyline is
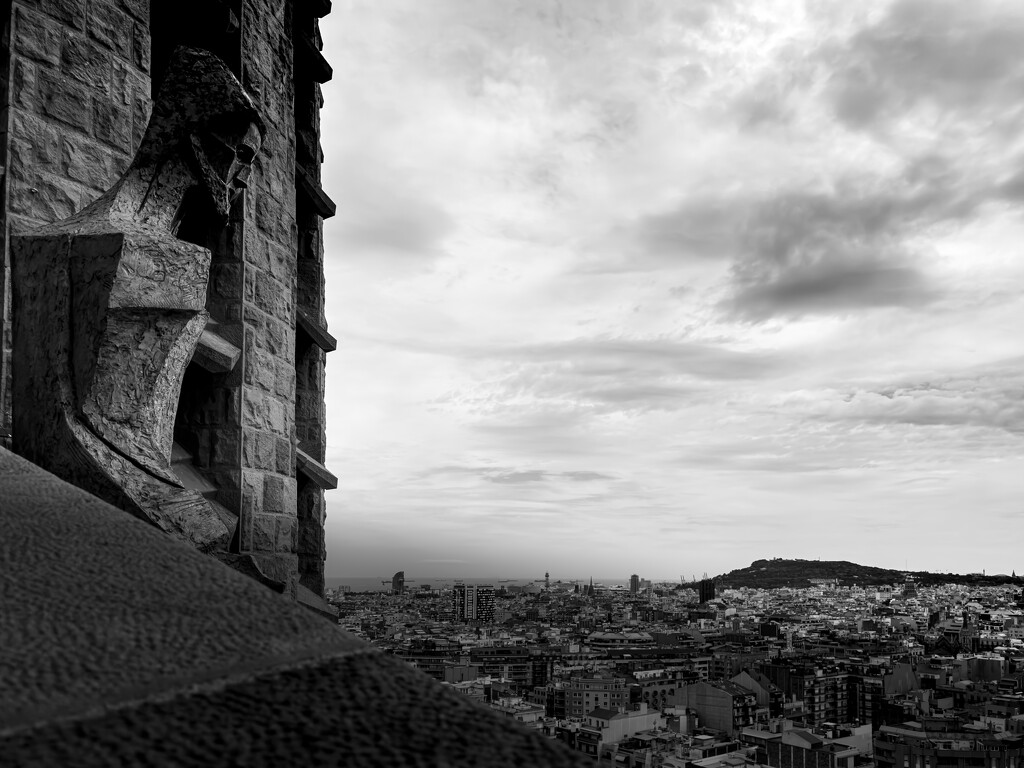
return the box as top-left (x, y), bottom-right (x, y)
top-left (317, 1), bottom-right (1024, 579)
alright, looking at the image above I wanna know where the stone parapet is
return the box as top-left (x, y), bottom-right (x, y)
top-left (0, 446), bottom-right (589, 766)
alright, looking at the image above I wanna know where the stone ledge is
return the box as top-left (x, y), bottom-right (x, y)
top-left (192, 323), bottom-right (241, 373)
top-left (296, 446), bottom-right (338, 490)
top-left (296, 34), bottom-right (333, 84)
top-left (295, 164), bottom-right (336, 219)
top-left (0, 447), bottom-right (588, 766)
top-left (296, 306), bottom-right (337, 352)
top-left (0, 652), bottom-right (590, 767)
top-left (0, 446), bottom-right (357, 731)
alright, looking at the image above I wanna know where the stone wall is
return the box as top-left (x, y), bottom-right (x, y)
top-left (1, 0), bottom-right (335, 595)
top-left (291, 0), bottom-right (335, 594)
top-left (1, 0), bottom-right (152, 440)
top-left (237, 0), bottom-right (300, 582)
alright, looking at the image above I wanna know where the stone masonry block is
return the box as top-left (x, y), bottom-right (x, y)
top-left (267, 397), bottom-right (286, 435)
top-left (39, 69), bottom-right (91, 131)
top-left (60, 134), bottom-right (113, 190)
top-left (279, 213), bottom-right (297, 253)
top-left (243, 227), bottom-right (271, 272)
top-left (11, 110), bottom-right (61, 172)
top-left (297, 517), bottom-right (322, 556)
top-left (111, 60), bottom-right (148, 109)
top-left (211, 263), bottom-right (242, 301)
top-left (254, 193), bottom-right (274, 235)
top-left (276, 515), bottom-right (297, 554)
top-left (87, 1), bottom-right (131, 57)
top-left (208, 468), bottom-right (240, 492)
top-left (132, 22), bottom-right (150, 73)
top-left (131, 91), bottom-right (150, 150)
top-left (268, 241), bottom-right (294, 285)
top-left (275, 436), bottom-right (293, 476)
top-left (61, 30), bottom-right (113, 92)
top-left (36, 0), bottom-right (86, 29)
top-left (242, 389), bottom-right (267, 431)
top-left (241, 66), bottom-right (266, 112)
top-left (296, 483), bottom-right (324, 521)
top-left (263, 474), bottom-right (284, 514)
top-left (273, 360), bottom-right (293, 400)
top-left (253, 271), bottom-right (289, 318)
top-left (193, 429), bottom-right (213, 469)
top-left (242, 266), bottom-right (255, 303)
top-left (294, 359), bottom-right (308, 390)
top-left (253, 514), bottom-right (276, 553)
top-left (211, 429), bottom-right (241, 467)
top-left (12, 57), bottom-right (38, 111)
top-left (245, 347), bottom-right (279, 393)
top-left (9, 169), bottom-right (88, 222)
top-left (295, 390), bottom-right (322, 423)
top-left (261, 316), bottom-right (288, 357)
top-left (93, 98), bottom-right (131, 151)
top-left (238, 512), bottom-right (252, 551)
top-left (214, 386), bottom-right (241, 426)
top-left (220, 301), bottom-right (242, 323)
top-left (241, 469), bottom-right (263, 515)
top-left (116, 0), bottom-right (148, 23)
top-left (14, 6), bottom-right (62, 65)
top-left (255, 431), bottom-right (277, 472)
top-left (297, 261), bottom-right (325, 306)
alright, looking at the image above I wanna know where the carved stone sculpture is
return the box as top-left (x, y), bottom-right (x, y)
top-left (11, 47), bottom-right (264, 550)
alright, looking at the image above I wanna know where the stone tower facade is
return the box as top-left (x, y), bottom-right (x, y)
top-left (0, 0), bottom-right (337, 597)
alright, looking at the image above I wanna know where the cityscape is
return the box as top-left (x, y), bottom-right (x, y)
top-left (0, 0), bottom-right (1021, 766)
top-left (329, 564), bottom-right (1024, 767)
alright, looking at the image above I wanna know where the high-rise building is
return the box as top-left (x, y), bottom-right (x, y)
top-left (699, 578), bottom-right (716, 604)
top-left (452, 584), bottom-right (495, 623)
top-left (392, 571), bottom-right (405, 595)
top-left (629, 574), bottom-right (640, 594)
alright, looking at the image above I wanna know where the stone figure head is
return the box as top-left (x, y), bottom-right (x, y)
top-left (138, 46), bottom-right (267, 222)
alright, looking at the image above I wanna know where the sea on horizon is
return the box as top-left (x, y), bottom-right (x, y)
top-left (324, 576), bottom-right (637, 592)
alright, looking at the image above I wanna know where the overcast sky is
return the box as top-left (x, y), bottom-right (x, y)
top-left (317, 0), bottom-right (1024, 582)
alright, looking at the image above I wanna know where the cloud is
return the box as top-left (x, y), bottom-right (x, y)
top-left (419, 465), bottom-right (617, 485)
top-left (630, 199), bottom-right (740, 263)
top-left (336, 186), bottom-right (455, 258)
top-left (419, 335), bottom-right (785, 425)
top-left (827, 0), bottom-right (1024, 130)
top-left (781, 362), bottom-right (1024, 436)
top-left (722, 185), bottom-right (953, 320)
top-left (513, 337), bottom-right (778, 380)
top-left (729, 262), bottom-right (933, 319)
top-left (489, 470), bottom-right (546, 484)
top-left (320, 2), bottom-right (1024, 579)
top-left (561, 471), bottom-right (615, 481)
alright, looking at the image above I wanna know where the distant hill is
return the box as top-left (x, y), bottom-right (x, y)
top-left (714, 559), bottom-right (1022, 590)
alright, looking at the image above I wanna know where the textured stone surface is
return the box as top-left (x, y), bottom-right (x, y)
top-left (291, 2), bottom-right (333, 594)
top-left (11, 48), bottom-right (263, 550)
top-left (0, 447), bottom-right (590, 767)
top-left (0, 652), bottom-right (591, 768)
top-left (0, 446), bottom-right (358, 729)
top-left (2, 0), bottom-right (337, 596)
top-left (2, 0), bottom-right (154, 440)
